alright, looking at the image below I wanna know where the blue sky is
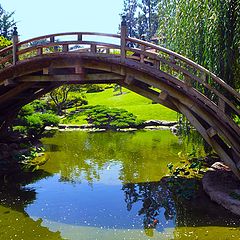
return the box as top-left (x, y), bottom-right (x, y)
top-left (1, 0), bottom-right (124, 40)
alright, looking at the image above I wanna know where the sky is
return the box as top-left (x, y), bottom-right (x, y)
top-left (1, 0), bottom-right (124, 41)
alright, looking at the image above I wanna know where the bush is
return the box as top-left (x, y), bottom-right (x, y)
top-left (86, 84), bottom-right (104, 93)
top-left (10, 99), bottom-right (60, 138)
top-left (24, 113), bottom-right (59, 137)
top-left (0, 36), bottom-right (11, 50)
top-left (85, 105), bottom-right (143, 129)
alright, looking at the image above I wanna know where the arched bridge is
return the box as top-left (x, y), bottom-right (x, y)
top-left (0, 23), bottom-right (239, 178)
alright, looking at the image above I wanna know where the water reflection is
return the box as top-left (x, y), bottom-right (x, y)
top-left (0, 169), bottom-right (63, 239)
top-left (0, 130), bottom-right (239, 240)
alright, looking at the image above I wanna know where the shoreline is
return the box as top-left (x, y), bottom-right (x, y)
top-left (45, 120), bottom-right (178, 133)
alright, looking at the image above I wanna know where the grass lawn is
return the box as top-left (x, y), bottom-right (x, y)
top-left (63, 87), bottom-right (178, 124)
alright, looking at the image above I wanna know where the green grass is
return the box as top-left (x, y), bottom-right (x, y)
top-left (62, 87), bottom-right (177, 124)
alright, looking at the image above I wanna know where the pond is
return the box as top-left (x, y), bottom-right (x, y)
top-left (0, 130), bottom-right (240, 240)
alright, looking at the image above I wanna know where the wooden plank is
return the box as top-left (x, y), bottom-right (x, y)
top-left (124, 74), bottom-right (134, 85)
top-left (184, 74), bottom-right (192, 87)
top-left (140, 45), bottom-right (146, 63)
top-left (218, 97), bottom-right (226, 113)
top-left (62, 44), bottom-right (69, 52)
top-left (120, 24), bottom-right (127, 60)
top-left (158, 91), bottom-right (168, 101)
top-left (37, 47), bottom-right (43, 55)
top-left (77, 33), bottom-right (82, 41)
top-left (207, 127), bottom-right (217, 138)
top-left (75, 65), bottom-right (84, 74)
top-left (91, 44), bottom-right (97, 53)
top-left (0, 82), bottom-right (34, 104)
top-left (43, 68), bottom-right (49, 75)
top-left (3, 79), bottom-right (15, 86)
top-left (18, 73), bottom-right (123, 82)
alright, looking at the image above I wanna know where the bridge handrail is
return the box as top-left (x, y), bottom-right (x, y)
top-left (124, 37), bottom-right (240, 120)
top-left (126, 37), bottom-right (240, 101)
top-left (0, 32), bottom-right (120, 55)
top-left (0, 31), bottom-right (239, 121)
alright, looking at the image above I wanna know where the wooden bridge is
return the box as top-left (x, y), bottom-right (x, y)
top-left (0, 20), bottom-right (239, 178)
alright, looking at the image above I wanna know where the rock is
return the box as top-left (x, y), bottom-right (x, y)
top-left (160, 121), bottom-right (178, 127)
top-left (170, 124), bottom-right (179, 135)
top-left (143, 120), bottom-right (163, 126)
top-left (210, 162), bottom-right (231, 171)
top-left (117, 128), bottom-right (138, 132)
top-left (203, 162), bottom-right (240, 216)
top-left (143, 120), bottom-right (177, 127)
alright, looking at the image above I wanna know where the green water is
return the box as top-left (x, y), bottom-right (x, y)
top-left (0, 130), bottom-right (240, 240)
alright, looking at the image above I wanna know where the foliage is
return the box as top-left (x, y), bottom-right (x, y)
top-left (167, 155), bottom-right (207, 179)
top-left (158, 0), bottom-right (240, 89)
top-left (16, 146), bottom-right (48, 172)
top-left (14, 100), bottom-right (60, 138)
top-left (85, 84), bottom-right (104, 93)
top-left (234, 115), bottom-right (240, 125)
top-left (49, 85), bottom-right (87, 115)
top-left (0, 4), bottom-right (16, 40)
top-left (229, 191), bottom-right (240, 201)
top-left (85, 105), bottom-right (143, 129)
top-left (121, 0), bottom-right (159, 40)
top-left (0, 35), bottom-right (11, 50)
top-left (15, 113), bottom-right (59, 137)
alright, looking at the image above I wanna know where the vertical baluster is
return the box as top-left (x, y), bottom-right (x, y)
top-left (37, 47), bottom-right (43, 55)
top-left (218, 97), bottom-right (226, 113)
top-left (184, 74), bottom-right (192, 87)
top-left (121, 16), bottom-right (127, 60)
top-left (78, 34), bottom-right (82, 42)
top-left (63, 44), bottom-right (69, 52)
top-left (140, 44), bottom-right (145, 63)
top-left (12, 27), bottom-right (18, 65)
top-left (91, 44), bottom-right (97, 53)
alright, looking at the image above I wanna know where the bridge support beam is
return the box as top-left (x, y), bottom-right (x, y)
top-left (174, 100), bottom-right (240, 180)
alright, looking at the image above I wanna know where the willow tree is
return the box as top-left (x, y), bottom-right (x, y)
top-left (158, 0), bottom-right (240, 89)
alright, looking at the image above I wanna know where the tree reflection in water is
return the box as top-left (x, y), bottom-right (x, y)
top-left (122, 177), bottom-right (240, 237)
top-left (122, 180), bottom-right (176, 236)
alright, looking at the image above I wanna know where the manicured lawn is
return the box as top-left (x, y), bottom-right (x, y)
top-left (85, 88), bottom-right (177, 121)
top-left (62, 87), bottom-right (177, 124)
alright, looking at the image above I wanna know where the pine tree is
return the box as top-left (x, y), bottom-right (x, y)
top-left (0, 5), bottom-right (16, 40)
top-left (121, 0), bottom-right (159, 40)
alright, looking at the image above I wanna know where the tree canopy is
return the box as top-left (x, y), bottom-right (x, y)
top-left (0, 4), bottom-right (16, 40)
top-left (121, 0), bottom-right (159, 40)
top-left (158, 0), bottom-right (240, 89)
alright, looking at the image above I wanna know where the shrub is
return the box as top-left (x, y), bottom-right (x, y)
top-left (86, 84), bottom-right (104, 93)
top-left (0, 36), bottom-right (11, 50)
top-left (13, 100), bottom-right (60, 137)
top-left (85, 105), bottom-right (143, 129)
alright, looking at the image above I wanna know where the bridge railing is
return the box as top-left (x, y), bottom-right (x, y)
top-left (0, 29), bottom-right (239, 127)
top-left (123, 37), bottom-right (240, 123)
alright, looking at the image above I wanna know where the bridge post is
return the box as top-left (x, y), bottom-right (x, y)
top-left (121, 16), bottom-right (127, 60)
top-left (12, 27), bottom-right (18, 65)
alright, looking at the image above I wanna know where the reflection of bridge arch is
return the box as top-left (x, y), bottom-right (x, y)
top-left (0, 22), bottom-right (239, 178)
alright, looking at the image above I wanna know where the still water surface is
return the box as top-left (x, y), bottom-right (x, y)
top-left (0, 130), bottom-right (240, 239)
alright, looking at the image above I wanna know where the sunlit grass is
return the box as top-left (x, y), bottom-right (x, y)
top-left (63, 88), bottom-right (177, 124)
